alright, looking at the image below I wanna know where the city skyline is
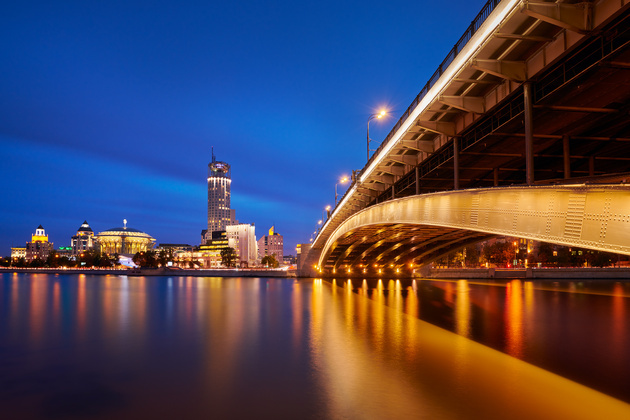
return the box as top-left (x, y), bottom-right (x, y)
top-left (0, 0), bottom-right (485, 255)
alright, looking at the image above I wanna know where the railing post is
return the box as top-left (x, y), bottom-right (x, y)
top-left (524, 82), bottom-right (534, 186)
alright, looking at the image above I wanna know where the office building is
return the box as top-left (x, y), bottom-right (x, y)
top-left (226, 223), bottom-right (257, 267)
top-left (25, 225), bottom-right (54, 261)
top-left (257, 226), bottom-right (283, 264)
top-left (207, 150), bottom-right (233, 236)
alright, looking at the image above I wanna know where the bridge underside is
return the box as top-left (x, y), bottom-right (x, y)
top-left (316, 185), bottom-right (630, 277)
top-left (323, 223), bottom-right (493, 277)
top-left (306, 2), bottom-right (630, 278)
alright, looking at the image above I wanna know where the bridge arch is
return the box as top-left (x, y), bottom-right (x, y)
top-left (317, 185), bottom-right (630, 275)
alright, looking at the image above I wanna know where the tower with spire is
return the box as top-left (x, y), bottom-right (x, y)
top-left (205, 148), bottom-right (234, 241)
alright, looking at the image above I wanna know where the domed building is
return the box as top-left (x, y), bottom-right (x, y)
top-left (71, 220), bottom-right (95, 256)
top-left (95, 220), bottom-right (156, 255)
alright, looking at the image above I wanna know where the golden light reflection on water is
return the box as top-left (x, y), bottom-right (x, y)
top-left (77, 275), bottom-right (86, 340)
top-left (612, 282), bottom-right (626, 362)
top-left (455, 279), bottom-right (470, 338)
top-left (11, 275), bottom-right (19, 326)
top-left (505, 280), bottom-right (524, 358)
top-left (311, 280), bottom-right (630, 420)
top-left (3, 274), bottom-right (630, 419)
top-left (52, 281), bottom-right (60, 330)
top-left (29, 275), bottom-right (46, 345)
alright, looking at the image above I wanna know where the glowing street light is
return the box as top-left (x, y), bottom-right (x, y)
top-left (335, 176), bottom-right (349, 205)
top-left (367, 110), bottom-right (387, 162)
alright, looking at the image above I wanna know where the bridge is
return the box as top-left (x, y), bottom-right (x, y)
top-left (300, 0), bottom-right (630, 277)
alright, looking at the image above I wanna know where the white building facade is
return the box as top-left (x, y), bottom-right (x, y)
top-left (226, 223), bottom-right (257, 267)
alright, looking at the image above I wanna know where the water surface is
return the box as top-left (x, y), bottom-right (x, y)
top-left (0, 273), bottom-right (628, 419)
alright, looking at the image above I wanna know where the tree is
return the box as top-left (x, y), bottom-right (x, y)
top-left (464, 245), bottom-right (481, 267)
top-left (483, 241), bottom-right (513, 267)
top-left (132, 250), bottom-right (158, 268)
top-left (157, 249), bottom-right (174, 267)
top-left (261, 254), bottom-right (279, 268)
top-left (220, 247), bottom-right (238, 268)
top-left (536, 242), bottom-right (555, 266)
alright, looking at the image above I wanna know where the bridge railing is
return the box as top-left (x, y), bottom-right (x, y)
top-left (360, 0), bottom-right (502, 180)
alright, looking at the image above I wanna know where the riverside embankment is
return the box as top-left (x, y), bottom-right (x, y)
top-left (424, 267), bottom-right (630, 279)
top-left (0, 267), bottom-right (293, 277)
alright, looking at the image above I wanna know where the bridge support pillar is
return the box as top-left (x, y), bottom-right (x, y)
top-left (524, 82), bottom-right (534, 186)
top-left (453, 137), bottom-right (460, 190)
top-left (563, 134), bottom-right (571, 179)
top-left (297, 245), bottom-right (321, 277)
top-left (589, 156), bottom-right (595, 176)
top-left (415, 167), bottom-right (420, 195)
top-left (493, 167), bottom-right (499, 186)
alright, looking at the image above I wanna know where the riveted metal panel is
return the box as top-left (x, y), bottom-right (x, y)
top-left (581, 192), bottom-right (610, 244)
top-left (564, 193), bottom-right (586, 239)
top-left (318, 185), bottom-right (630, 269)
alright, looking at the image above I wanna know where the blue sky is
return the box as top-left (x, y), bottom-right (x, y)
top-left (0, 0), bottom-right (485, 255)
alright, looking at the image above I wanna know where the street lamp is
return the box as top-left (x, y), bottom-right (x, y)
top-left (367, 110), bottom-right (387, 162)
top-left (324, 205), bottom-right (331, 221)
top-left (335, 176), bottom-right (349, 205)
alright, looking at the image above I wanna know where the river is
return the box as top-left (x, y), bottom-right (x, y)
top-left (1, 272), bottom-right (629, 419)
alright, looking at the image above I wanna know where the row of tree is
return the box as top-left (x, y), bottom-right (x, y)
top-left (436, 241), bottom-right (623, 268)
top-left (0, 249), bottom-right (119, 268)
top-left (131, 248), bottom-right (280, 269)
top-left (0, 247), bottom-right (283, 269)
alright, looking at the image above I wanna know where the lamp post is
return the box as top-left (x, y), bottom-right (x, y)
top-left (367, 110), bottom-right (387, 162)
top-left (335, 177), bottom-right (349, 205)
top-left (323, 205), bottom-right (331, 221)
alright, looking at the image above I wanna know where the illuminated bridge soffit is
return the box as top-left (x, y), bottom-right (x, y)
top-left (318, 185), bottom-right (630, 268)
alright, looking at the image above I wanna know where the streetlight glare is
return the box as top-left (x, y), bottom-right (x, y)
top-left (325, 205), bottom-right (331, 211)
top-left (334, 176), bottom-right (350, 205)
top-left (367, 109), bottom-right (389, 161)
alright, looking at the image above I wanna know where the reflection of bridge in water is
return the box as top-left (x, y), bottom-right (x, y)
top-left (301, 0), bottom-right (630, 277)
